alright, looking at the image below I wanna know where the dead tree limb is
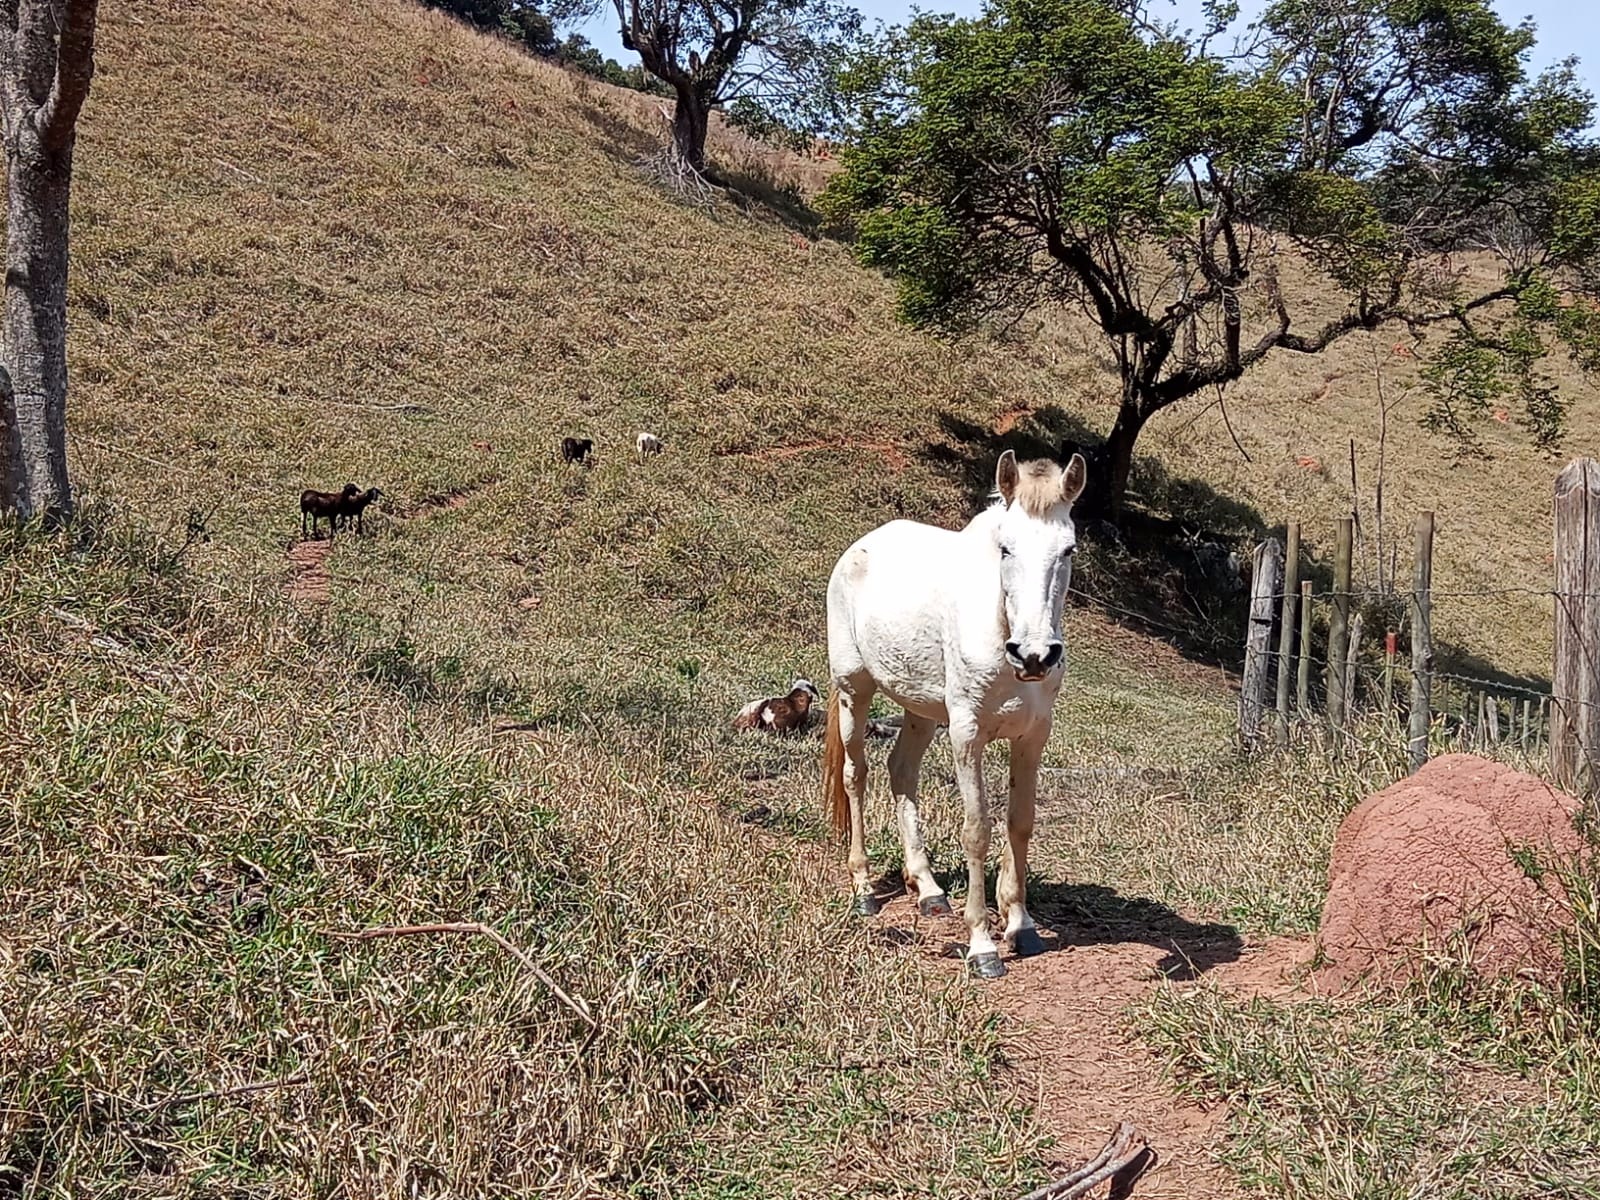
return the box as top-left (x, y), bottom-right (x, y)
top-left (321, 921), bottom-right (599, 1041)
top-left (1019, 1122), bottom-right (1153, 1200)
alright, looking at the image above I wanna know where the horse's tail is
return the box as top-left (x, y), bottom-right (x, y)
top-left (823, 689), bottom-right (848, 840)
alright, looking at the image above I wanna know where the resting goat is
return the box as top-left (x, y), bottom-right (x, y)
top-left (301, 483), bottom-right (361, 540)
top-left (733, 679), bottom-right (820, 735)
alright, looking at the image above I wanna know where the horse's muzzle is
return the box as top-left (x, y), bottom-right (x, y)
top-left (1006, 641), bottom-right (1064, 681)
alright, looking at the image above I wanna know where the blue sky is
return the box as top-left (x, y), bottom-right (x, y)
top-left (574, 0), bottom-right (1598, 96)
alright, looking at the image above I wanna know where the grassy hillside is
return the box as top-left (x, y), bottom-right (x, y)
top-left (6, 0), bottom-right (1600, 1192)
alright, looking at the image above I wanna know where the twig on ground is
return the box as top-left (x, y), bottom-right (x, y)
top-left (1019, 1122), bottom-right (1153, 1200)
top-left (320, 921), bottom-right (599, 1044)
top-left (137, 1073), bottom-right (310, 1112)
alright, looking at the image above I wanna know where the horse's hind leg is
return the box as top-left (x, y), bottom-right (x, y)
top-left (889, 715), bottom-right (948, 916)
top-left (837, 678), bottom-right (877, 916)
top-left (996, 729), bottom-right (1046, 958)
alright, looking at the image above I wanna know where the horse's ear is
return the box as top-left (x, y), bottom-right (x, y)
top-left (1061, 453), bottom-right (1087, 504)
top-left (995, 450), bottom-right (1019, 506)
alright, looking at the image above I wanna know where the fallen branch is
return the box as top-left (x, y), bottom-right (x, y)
top-left (138, 1072), bottom-right (309, 1112)
top-left (321, 922), bottom-right (599, 1043)
top-left (324, 400), bottom-right (433, 414)
top-left (1019, 1122), bottom-right (1153, 1200)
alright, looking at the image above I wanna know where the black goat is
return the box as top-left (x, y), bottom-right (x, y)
top-left (301, 483), bottom-right (360, 540)
top-left (338, 486), bottom-right (383, 534)
top-left (561, 436), bottom-right (593, 464)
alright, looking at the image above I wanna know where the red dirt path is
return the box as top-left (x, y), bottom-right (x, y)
top-left (870, 893), bottom-right (1310, 1197)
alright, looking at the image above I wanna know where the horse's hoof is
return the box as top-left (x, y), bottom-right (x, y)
top-left (852, 894), bottom-right (884, 918)
top-left (1011, 927), bottom-right (1046, 958)
top-left (918, 894), bottom-right (953, 918)
top-left (967, 951), bottom-right (1006, 980)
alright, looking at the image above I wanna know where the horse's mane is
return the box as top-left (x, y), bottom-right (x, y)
top-left (994, 458), bottom-right (1069, 518)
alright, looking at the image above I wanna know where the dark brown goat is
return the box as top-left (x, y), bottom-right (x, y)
top-left (562, 436), bottom-right (593, 464)
top-left (301, 483), bottom-right (360, 539)
top-left (733, 679), bottom-right (821, 735)
top-left (338, 486), bottom-right (383, 534)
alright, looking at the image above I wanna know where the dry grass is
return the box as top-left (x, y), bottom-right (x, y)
top-left (10, 0), bottom-right (1599, 1191)
top-left (1, 528), bottom-right (1048, 1196)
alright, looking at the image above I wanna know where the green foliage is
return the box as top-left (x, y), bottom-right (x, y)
top-left (420, 0), bottom-right (668, 95)
top-left (821, 0), bottom-right (1292, 330)
top-left (553, 0), bottom-right (865, 167)
top-left (825, 0), bottom-right (1600, 506)
top-left (1257, 170), bottom-right (1398, 290)
top-left (1419, 331), bottom-right (1506, 455)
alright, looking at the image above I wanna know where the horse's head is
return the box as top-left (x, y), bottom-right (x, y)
top-left (991, 449), bottom-right (1087, 682)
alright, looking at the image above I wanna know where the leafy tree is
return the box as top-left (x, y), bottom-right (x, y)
top-left (555, 0), bottom-right (863, 173)
top-left (0, 0), bottom-right (100, 523)
top-left (821, 0), bottom-right (1600, 512)
top-left (423, 0), bottom-right (560, 53)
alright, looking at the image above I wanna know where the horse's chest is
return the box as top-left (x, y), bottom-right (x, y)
top-left (985, 690), bottom-right (1056, 739)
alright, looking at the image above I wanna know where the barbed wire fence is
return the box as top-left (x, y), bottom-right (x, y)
top-left (1218, 457), bottom-right (1600, 801)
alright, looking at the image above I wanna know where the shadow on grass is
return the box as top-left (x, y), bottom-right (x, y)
top-left (715, 164), bottom-right (824, 238)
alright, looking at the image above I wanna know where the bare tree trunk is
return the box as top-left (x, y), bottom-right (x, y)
top-left (0, 359), bottom-right (23, 512)
top-left (1095, 399), bottom-right (1146, 515)
top-left (5, 125), bottom-right (74, 521)
top-left (0, 0), bottom-right (100, 525)
top-left (672, 85), bottom-right (711, 174)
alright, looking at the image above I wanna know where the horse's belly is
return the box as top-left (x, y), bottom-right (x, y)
top-left (857, 632), bottom-right (949, 719)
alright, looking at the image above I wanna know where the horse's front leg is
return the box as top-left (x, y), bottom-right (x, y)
top-left (950, 720), bottom-right (1002, 979)
top-left (996, 728), bottom-right (1046, 958)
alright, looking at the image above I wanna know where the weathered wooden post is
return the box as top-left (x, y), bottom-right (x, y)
top-left (1487, 695), bottom-right (1501, 744)
top-left (1327, 518), bottom-right (1353, 736)
top-left (1520, 698), bottom-right (1532, 750)
top-left (1408, 512), bottom-right (1434, 773)
top-left (1297, 580), bottom-right (1312, 718)
top-left (1553, 458), bottom-right (1600, 801)
top-left (1343, 611), bottom-right (1364, 727)
top-left (1274, 523), bottom-right (1301, 748)
top-left (1383, 630), bottom-right (1397, 716)
top-left (1240, 537), bottom-right (1283, 750)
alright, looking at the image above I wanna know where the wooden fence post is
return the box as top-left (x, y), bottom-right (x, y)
top-left (1383, 630), bottom-right (1397, 716)
top-left (1343, 612), bottom-right (1364, 727)
top-left (1408, 511), bottom-right (1434, 773)
top-left (1553, 458), bottom-right (1600, 801)
top-left (1297, 580), bottom-right (1312, 717)
top-left (1274, 523), bottom-right (1301, 748)
top-left (1240, 537), bottom-right (1283, 750)
top-left (1328, 517), bottom-right (1353, 736)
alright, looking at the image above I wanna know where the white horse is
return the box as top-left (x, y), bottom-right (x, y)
top-left (822, 450), bottom-right (1086, 978)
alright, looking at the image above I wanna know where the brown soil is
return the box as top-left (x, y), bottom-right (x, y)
top-left (994, 404), bottom-right (1033, 436)
top-left (408, 476), bottom-right (501, 516)
top-left (285, 539), bottom-right (332, 603)
top-left (869, 892), bottom-right (1310, 1197)
top-left (715, 439), bottom-right (910, 472)
top-left (1316, 753), bottom-right (1585, 990)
